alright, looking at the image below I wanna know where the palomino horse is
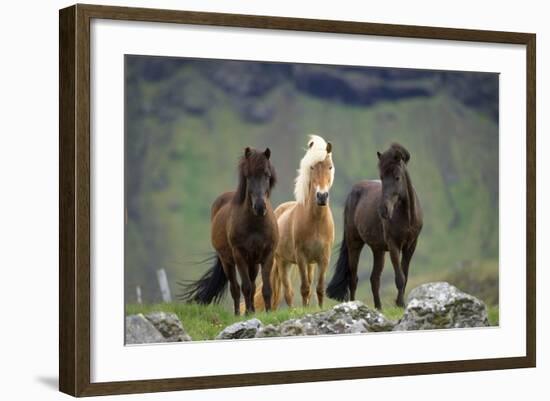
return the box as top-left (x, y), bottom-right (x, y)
top-left (269, 135), bottom-right (335, 309)
top-left (179, 147), bottom-right (279, 315)
top-left (326, 143), bottom-right (422, 309)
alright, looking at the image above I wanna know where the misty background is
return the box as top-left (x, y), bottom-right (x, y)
top-left (124, 55), bottom-right (499, 309)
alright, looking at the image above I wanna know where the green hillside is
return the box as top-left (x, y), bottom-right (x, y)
top-left (124, 56), bottom-right (499, 310)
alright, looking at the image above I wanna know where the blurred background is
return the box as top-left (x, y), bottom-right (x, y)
top-left (124, 55), bottom-right (499, 310)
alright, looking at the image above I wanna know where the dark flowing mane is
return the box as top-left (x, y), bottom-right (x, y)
top-left (377, 142), bottom-right (410, 175)
top-left (233, 148), bottom-right (277, 204)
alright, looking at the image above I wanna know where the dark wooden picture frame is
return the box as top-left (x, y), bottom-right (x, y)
top-left (59, 3), bottom-right (536, 397)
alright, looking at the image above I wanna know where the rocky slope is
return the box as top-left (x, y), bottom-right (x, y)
top-left (125, 282), bottom-right (490, 343)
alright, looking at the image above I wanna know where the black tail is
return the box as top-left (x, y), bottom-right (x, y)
top-left (326, 185), bottom-right (364, 302)
top-left (177, 255), bottom-right (228, 304)
top-left (326, 236), bottom-right (351, 301)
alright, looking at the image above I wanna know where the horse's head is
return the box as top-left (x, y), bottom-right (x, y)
top-left (309, 142), bottom-right (334, 206)
top-left (295, 135), bottom-right (334, 206)
top-left (237, 147), bottom-right (277, 216)
top-left (377, 143), bottom-right (410, 220)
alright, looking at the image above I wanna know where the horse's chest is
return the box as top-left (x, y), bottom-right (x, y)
top-left (299, 238), bottom-right (328, 260)
top-left (230, 226), bottom-right (275, 262)
top-left (247, 233), bottom-right (271, 253)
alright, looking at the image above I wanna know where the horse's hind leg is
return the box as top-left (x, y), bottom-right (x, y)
top-left (248, 264), bottom-right (261, 313)
top-left (260, 251), bottom-right (274, 312)
top-left (307, 264), bottom-right (315, 288)
top-left (279, 260), bottom-right (294, 307)
top-left (370, 249), bottom-right (386, 310)
top-left (269, 259), bottom-right (281, 310)
top-left (347, 241), bottom-right (364, 301)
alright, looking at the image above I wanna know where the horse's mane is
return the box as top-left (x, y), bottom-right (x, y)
top-left (294, 135), bottom-right (334, 205)
top-left (377, 143), bottom-right (410, 174)
top-left (234, 148), bottom-right (277, 205)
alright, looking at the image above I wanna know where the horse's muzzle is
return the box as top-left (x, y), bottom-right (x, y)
top-left (316, 192), bottom-right (329, 206)
top-left (379, 204), bottom-right (393, 220)
top-left (253, 202), bottom-right (267, 216)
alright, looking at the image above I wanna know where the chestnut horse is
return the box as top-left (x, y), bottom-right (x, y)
top-left (326, 143), bottom-right (422, 309)
top-left (179, 147), bottom-right (278, 315)
top-left (266, 135), bottom-right (335, 309)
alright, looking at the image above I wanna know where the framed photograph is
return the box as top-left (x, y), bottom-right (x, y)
top-left (59, 4), bottom-right (536, 397)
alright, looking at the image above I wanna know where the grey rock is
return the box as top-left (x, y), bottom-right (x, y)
top-left (216, 318), bottom-right (263, 340)
top-left (394, 282), bottom-right (490, 331)
top-left (332, 301), bottom-right (395, 332)
top-left (144, 312), bottom-right (192, 342)
top-left (125, 314), bottom-right (166, 344)
top-left (256, 324), bottom-right (281, 338)
top-left (253, 301), bottom-right (394, 338)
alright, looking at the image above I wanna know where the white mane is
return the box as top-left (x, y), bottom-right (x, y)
top-left (294, 135), bottom-right (334, 204)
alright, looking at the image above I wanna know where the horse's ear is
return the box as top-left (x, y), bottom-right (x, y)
top-left (264, 147), bottom-right (271, 160)
top-left (377, 151), bottom-right (382, 160)
top-left (326, 142), bottom-right (332, 154)
top-left (244, 147), bottom-right (251, 158)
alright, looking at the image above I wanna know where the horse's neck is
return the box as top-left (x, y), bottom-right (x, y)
top-left (401, 168), bottom-right (417, 226)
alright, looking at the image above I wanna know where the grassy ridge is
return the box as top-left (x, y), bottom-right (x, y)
top-left (126, 302), bottom-right (499, 341)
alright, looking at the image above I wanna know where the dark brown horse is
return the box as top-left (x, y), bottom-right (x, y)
top-left (326, 143), bottom-right (422, 309)
top-left (179, 147), bottom-right (279, 315)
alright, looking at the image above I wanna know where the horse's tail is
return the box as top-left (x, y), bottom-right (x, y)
top-left (326, 186), bottom-right (362, 301)
top-left (177, 255), bottom-right (228, 304)
top-left (325, 237), bottom-right (351, 301)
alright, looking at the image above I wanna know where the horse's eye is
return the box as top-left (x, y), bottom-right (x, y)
top-left (395, 176), bottom-right (400, 181)
top-left (329, 166), bottom-right (333, 170)
top-left (310, 166), bottom-right (314, 170)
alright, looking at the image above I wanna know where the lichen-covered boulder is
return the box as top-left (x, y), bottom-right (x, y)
top-left (332, 301), bottom-right (396, 332)
top-left (256, 301), bottom-right (394, 338)
top-left (393, 282), bottom-right (490, 331)
top-left (216, 318), bottom-right (263, 340)
top-left (144, 312), bottom-right (192, 342)
top-left (125, 314), bottom-right (166, 344)
top-left (256, 324), bottom-right (281, 338)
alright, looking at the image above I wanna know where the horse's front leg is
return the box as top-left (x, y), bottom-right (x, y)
top-left (400, 238), bottom-right (418, 291)
top-left (260, 251), bottom-right (274, 312)
top-left (388, 242), bottom-right (405, 308)
top-left (316, 254), bottom-right (330, 308)
top-left (248, 264), bottom-right (260, 314)
top-left (221, 259), bottom-right (240, 316)
top-left (370, 249), bottom-right (385, 310)
top-left (297, 254), bottom-right (311, 307)
top-left (233, 249), bottom-right (254, 314)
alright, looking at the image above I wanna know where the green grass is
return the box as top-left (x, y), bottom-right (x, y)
top-left (487, 305), bottom-right (499, 326)
top-left (126, 301), bottom-right (499, 341)
top-left (126, 303), bottom-right (330, 341)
